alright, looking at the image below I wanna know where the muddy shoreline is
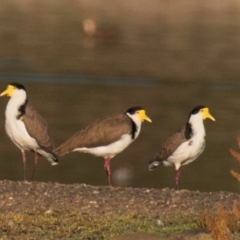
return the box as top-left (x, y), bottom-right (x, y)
top-left (0, 180), bottom-right (239, 216)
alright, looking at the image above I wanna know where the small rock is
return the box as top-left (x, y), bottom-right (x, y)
top-left (156, 219), bottom-right (164, 227)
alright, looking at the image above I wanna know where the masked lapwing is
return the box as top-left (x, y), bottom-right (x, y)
top-left (0, 83), bottom-right (58, 180)
top-left (55, 107), bottom-right (152, 185)
top-left (148, 106), bottom-right (215, 189)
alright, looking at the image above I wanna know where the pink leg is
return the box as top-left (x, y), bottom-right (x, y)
top-left (21, 150), bottom-right (27, 181)
top-left (175, 167), bottom-right (182, 190)
top-left (31, 150), bottom-right (38, 180)
top-left (104, 157), bottom-right (112, 186)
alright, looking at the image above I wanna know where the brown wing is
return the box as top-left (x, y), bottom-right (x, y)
top-left (55, 113), bottom-right (133, 156)
top-left (22, 104), bottom-right (55, 151)
top-left (153, 126), bottom-right (187, 162)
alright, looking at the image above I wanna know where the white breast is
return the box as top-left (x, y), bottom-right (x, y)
top-left (166, 114), bottom-right (206, 170)
top-left (5, 99), bottom-right (39, 151)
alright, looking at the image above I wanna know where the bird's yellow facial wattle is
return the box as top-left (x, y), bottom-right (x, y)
top-left (201, 108), bottom-right (216, 121)
top-left (0, 85), bottom-right (15, 97)
top-left (137, 110), bottom-right (152, 123)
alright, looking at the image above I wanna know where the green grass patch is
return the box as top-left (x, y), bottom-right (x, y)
top-left (0, 211), bottom-right (199, 239)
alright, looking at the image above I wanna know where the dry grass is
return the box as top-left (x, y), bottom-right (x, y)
top-left (201, 205), bottom-right (230, 240)
top-left (230, 135), bottom-right (240, 182)
top-left (202, 132), bottom-right (240, 239)
top-left (199, 202), bottom-right (240, 240)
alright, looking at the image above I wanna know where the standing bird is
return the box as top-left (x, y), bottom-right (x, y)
top-left (148, 106), bottom-right (215, 189)
top-left (55, 107), bottom-right (152, 185)
top-left (0, 83), bottom-right (58, 180)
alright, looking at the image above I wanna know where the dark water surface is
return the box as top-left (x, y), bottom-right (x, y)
top-left (0, 78), bottom-right (239, 193)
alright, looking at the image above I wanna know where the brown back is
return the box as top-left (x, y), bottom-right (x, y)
top-left (22, 104), bottom-right (55, 151)
top-left (153, 126), bottom-right (187, 162)
top-left (55, 113), bottom-right (133, 156)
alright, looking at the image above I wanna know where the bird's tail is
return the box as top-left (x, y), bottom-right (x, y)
top-left (46, 152), bottom-right (58, 165)
top-left (148, 158), bottom-right (162, 171)
top-left (37, 148), bottom-right (59, 165)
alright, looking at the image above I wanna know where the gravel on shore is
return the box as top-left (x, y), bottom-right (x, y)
top-left (0, 180), bottom-right (239, 216)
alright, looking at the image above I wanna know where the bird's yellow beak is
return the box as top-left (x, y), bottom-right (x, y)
top-left (202, 108), bottom-right (216, 121)
top-left (0, 85), bottom-right (15, 97)
top-left (138, 110), bottom-right (152, 123)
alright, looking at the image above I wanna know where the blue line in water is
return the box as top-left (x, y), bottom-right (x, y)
top-left (209, 80), bottom-right (240, 90)
top-left (0, 72), bottom-right (240, 90)
top-left (0, 72), bottom-right (156, 87)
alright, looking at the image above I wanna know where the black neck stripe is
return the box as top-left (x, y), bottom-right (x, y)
top-left (16, 98), bottom-right (28, 119)
top-left (185, 122), bottom-right (193, 139)
top-left (129, 118), bottom-right (137, 139)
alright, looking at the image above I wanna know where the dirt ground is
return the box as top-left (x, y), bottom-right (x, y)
top-left (1, 180), bottom-right (240, 239)
top-left (0, 180), bottom-right (239, 216)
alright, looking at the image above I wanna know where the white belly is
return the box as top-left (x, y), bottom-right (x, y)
top-left (5, 118), bottom-right (38, 151)
top-left (166, 138), bottom-right (206, 170)
top-left (73, 133), bottom-right (134, 158)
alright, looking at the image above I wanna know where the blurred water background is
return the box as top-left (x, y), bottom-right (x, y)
top-left (0, 0), bottom-right (240, 192)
